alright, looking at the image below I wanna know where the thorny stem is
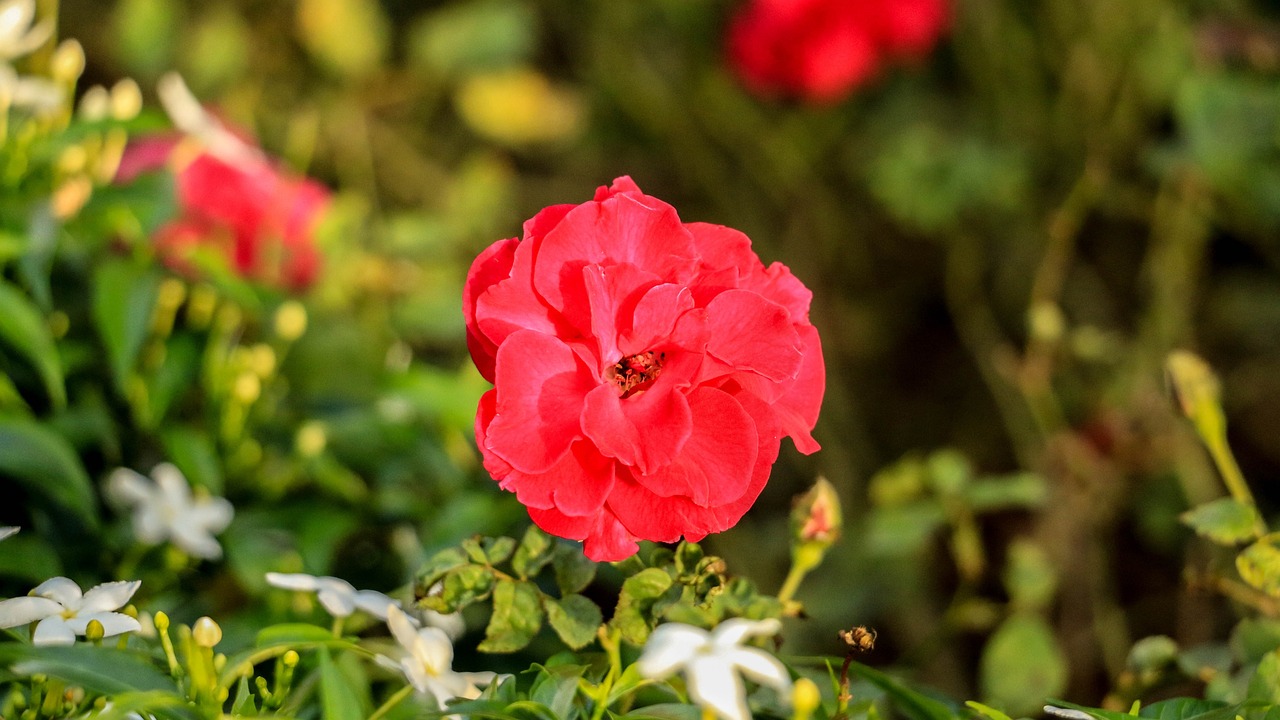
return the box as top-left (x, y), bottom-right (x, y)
top-left (367, 684), bottom-right (414, 720)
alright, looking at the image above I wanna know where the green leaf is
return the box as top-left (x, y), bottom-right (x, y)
top-left (1138, 698), bottom-right (1231, 720)
top-left (1238, 537), bottom-right (1280, 598)
top-left (479, 579), bottom-right (544, 653)
top-left (318, 647), bottom-right (363, 720)
top-left (431, 564), bottom-right (495, 612)
top-left (545, 594), bottom-right (602, 650)
top-left (230, 675), bottom-right (258, 715)
top-left (94, 691), bottom-right (190, 720)
top-left (256, 623), bottom-right (337, 646)
top-left (980, 613), bottom-right (1068, 717)
top-left (553, 543), bottom-right (596, 595)
top-left (161, 426), bottom-right (223, 494)
top-left (966, 473), bottom-right (1049, 511)
top-left (0, 533), bottom-right (62, 582)
top-left (1181, 498), bottom-right (1261, 545)
top-left (0, 418), bottom-right (97, 530)
top-left (1248, 650), bottom-right (1280, 703)
top-left (1231, 618), bottom-right (1280, 664)
top-left (529, 663), bottom-right (586, 720)
top-left (483, 536), bottom-right (517, 564)
top-left (513, 525), bottom-right (554, 579)
top-left (0, 645), bottom-right (192, 720)
top-left (92, 259), bottom-right (160, 393)
top-left (0, 280), bottom-right (65, 407)
top-left (616, 704), bottom-right (703, 720)
top-left (864, 501), bottom-right (946, 556)
top-left (149, 334), bottom-right (201, 426)
top-left (408, 0), bottom-right (536, 78)
top-left (965, 701), bottom-right (1013, 720)
top-left (848, 661), bottom-right (959, 720)
top-left (417, 547), bottom-right (470, 592)
top-left (611, 568), bottom-right (674, 645)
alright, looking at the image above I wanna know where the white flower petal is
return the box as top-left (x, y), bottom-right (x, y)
top-left (265, 572), bottom-right (322, 591)
top-left (152, 463), bottom-right (193, 510)
top-left (710, 618), bottom-right (780, 650)
top-left (169, 523), bottom-right (223, 560)
top-left (106, 468), bottom-right (155, 507)
top-left (373, 653), bottom-right (402, 674)
top-left (352, 589), bottom-right (398, 620)
top-left (187, 497), bottom-right (234, 533)
top-left (727, 647), bottom-right (791, 693)
top-left (402, 657), bottom-right (433, 697)
top-left (32, 617), bottom-right (76, 646)
top-left (386, 605), bottom-right (421, 652)
top-left (424, 608), bottom-right (466, 640)
top-left (0, 0), bottom-right (34, 40)
top-left (131, 506), bottom-right (168, 545)
top-left (0, 526), bottom-right (19, 541)
top-left (0, 596), bottom-right (62, 627)
top-left (32, 577), bottom-right (82, 607)
top-left (66, 611), bottom-right (141, 638)
top-left (637, 623), bottom-right (708, 679)
top-left (686, 655), bottom-right (751, 720)
top-left (79, 580), bottom-right (140, 613)
top-left (316, 586), bottom-right (356, 617)
top-left (413, 626), bottom-right (455, 676)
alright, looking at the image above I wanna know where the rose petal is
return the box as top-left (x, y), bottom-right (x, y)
top-left (581, 383), bottom-right (692, 476)
top-left (527, 505), bottom-right (638, 562)
top-left (703, 289), bottom-right (802, 382)
top-left (464, 238), bottom-right (519, 382)
top-left (485, 331), bottom-right (597, 473)
top-left (619, 283), bottom-right (695, 356)
top-left (498, 441), bottom-right (615, 516)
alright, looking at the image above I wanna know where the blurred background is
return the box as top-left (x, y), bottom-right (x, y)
top-left (11, 0), bottom-right (1280, 713)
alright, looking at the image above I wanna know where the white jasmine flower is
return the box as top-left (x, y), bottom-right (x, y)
top-left (0, 0), bottom-right (51, 61)
top-left (0, 64), bottom-right (62, 113)
top-left (0, 577), bottom-right (141, 646)
top-left (637, 618), bottom-right (792, 720)
top-left (106, 464), bottom-right (234, 560)
top-left (376, 605), bottom-right (496, 711)
top-left (0, 527), bottom-right (17, 541)
top-left (265, 572), bottom-right (464, 638)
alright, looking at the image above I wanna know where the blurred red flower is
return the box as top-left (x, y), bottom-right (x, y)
top-left (727, 0), bottom-right (948, 103)
top-left (465, 177), bottom-right (824, 561)
top-left (118, 127), bottom-right (329, 291)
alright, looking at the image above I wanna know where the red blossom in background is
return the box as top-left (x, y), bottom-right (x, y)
top-left (727, 0), bottom-right (948, 103)
top-left (117, 77), bottom-right (329, 291)
top-left (464, 177), bottom-right (824, 561)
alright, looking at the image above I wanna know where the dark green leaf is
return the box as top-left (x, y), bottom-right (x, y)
top-left (1238, 538), bottom-right (1280, 598)
top-left (479, 579), bottom-right (544, 653)
top-left (849, 661), bottom-right (960, 720)
top-left (0, 280), bottom-right (65, 407)
top-left (0, 533), bottom-right (62, 582)
top-left (617, 703), bottom-right (702, 720)
top-left (611, 568), bottom-right (673, 645)
top-left (149, 334), bottom-right (201, 426)
top-left (0, 645), bottom-right (194, 720)
top-left (545, 594), bottom-right (602, 650)
top-left (417, 547), bottom-right (470, 592)
top-left (230, 675), bottom-right (258, 715)
top-left (92, 258), bottom-right (160, 393)
top-left (485, 536), bottom-right (517, 565)
top-left (434, 564), bottom-right (495, 612)
top-left (1248, 651), bottom-right (1280, 703)
top-left (161, 426), bottom-right (223, 494)
top-left (553, 543), bottom-right (596, 595)
top-left (529, 663), bottom-right (586, 720)
top-left (0, 418), bottom-right (97, 529)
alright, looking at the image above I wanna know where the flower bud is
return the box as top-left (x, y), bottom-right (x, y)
top-left (274, 301), bottom-right (308, 342)
top-left (110, 78), bottom-right (143, 121)
top-left (84, 619), bottom-right (105, 642)
top-left (296, 422), bottom-right (327, 457)
top-left (50, 40), bottom-right (85, 83)
top-left (78, 85), bottom-right (109, 120)
top-left (791, 477), bottom-right (842, 547)
top-left (792, 677), bottom-right (821, 720)
top-left (192, 616), bottom-right (222, 647)
top-left (232, 373), bottom-right (261, 405)
top-left (1166, 350), bottom-right (1220, 422)
top-left (154, 610), bottom-right (171, 632)
top-left (282, 650), bottom-right (300, 668)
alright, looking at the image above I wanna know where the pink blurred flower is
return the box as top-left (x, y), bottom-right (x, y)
top-left (118, 75), bottom-right (329, 290)
top-left (727, 0), bottom-right (948, 103)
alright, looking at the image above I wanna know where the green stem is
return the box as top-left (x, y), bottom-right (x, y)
top-left (776, 563), bottom-right (806, 605)
top-left (368, 685), bottom-right (414, 720)
top-left (1206, 433), bottom-right (1268, 537)
top-left (330, 616), bottom-right (345, 638)
top-left (589, 629), bottom-right (622, 720)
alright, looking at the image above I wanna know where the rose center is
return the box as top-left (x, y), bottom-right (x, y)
top-left (607, 350), bottom-right (664, 397)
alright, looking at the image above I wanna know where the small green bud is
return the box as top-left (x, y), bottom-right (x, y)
top-left (153, 611), bottom-right (171, 632)
top-left (282, 650), bottom-right (300, 668)
top-left (792, 677), bottom-right (822, 720)
top-left (791, 477), bottom-right (842, 547)
top-left (84, 619), bottom-right (105, 642)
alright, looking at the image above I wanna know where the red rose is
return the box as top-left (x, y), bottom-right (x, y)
top-left (119, 133), bottom-right (329, 291)
top-left (727, 0), bottom-right (948, 103)
top-left (465, 177), bottom-right (824, 561)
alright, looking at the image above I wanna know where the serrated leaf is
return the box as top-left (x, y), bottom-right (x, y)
top-left (479, 579), bottom-right (543, 653)
top-left (545, 594), bottom-right (602, 650)
top-left (436, 564), bottom-right (496, 612)
top-left (513, 525), bottom-right (554, 579)
top-left (92, 259), bottom-right (160, 393)
top-left (417, 547), bottom-right (470, 592)
top-left (0, 279), bottom-right (65, 407)
top-left (485, 536), bottom-right (516, 565)
top-left (553, 543), bottom-right (596, 595)
top-left (0, 418), bottom-right (97, 530)
top-left (318, 647), bottom-right (363, 720)
top-left (979, 613), bottom-right (1067, 717)
top-left (1238, 538), bottom-right (1280, 598)
top-left (1181, 498), bottom-right (1261, 545)
top-left (462, 537), bottom-right (489, 564)
top-left (611, 568), bottom-right (674, 645)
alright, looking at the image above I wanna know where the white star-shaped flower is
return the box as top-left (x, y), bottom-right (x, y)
top-left (0, 577), bottom-right (142, 646)
top-left (0, 64), bottom-right (61, 113)
top-left (106, 464), bottom-right (234, 560)
top-left (637, 618), bottom-right (792, 720)
top-left (265, 572), bottom-right (464, 638)
top-left (0, 0), bottom-right (51, 62)
top-left (376, 605), bottom-right (496, 711)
